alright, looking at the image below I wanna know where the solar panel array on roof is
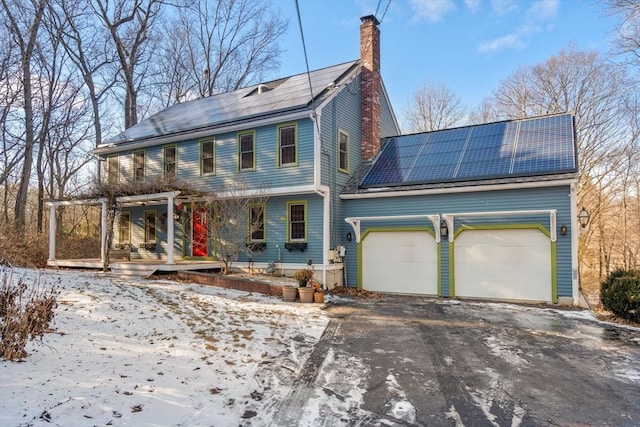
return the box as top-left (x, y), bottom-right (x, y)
top-left (361, 114), bottom-right (576, 188)
top-left (105, 61), bottom-right (358, 145)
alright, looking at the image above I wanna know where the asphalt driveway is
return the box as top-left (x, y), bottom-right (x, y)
top-left (275, 296), bottom-right (640, 426)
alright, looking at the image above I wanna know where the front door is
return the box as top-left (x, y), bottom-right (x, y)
top-left (192, 207), bottom-right (208, 257)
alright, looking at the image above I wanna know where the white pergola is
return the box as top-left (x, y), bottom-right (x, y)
top-left (46, 191), bottom-right (181, 265)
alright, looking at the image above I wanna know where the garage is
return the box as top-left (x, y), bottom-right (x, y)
top-left (362, 230), bottom-right (438, 295)
top-left (454, 228), bottom-right (552, 302)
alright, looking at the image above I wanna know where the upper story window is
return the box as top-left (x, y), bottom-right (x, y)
top-left (287, 201), bottom-right (306, 242)
top-left (107, 155), bottom-right (119, 184)
top-left (278, 123), bottom-right (297, 166)
top-left (200, 138), bottom-right (215, 175)
top-left (133, 150), bottom-right (145, 182)
top-left (338, 130), bottom-right (349, 173)
top-left (248, 204), bottom-right (265, 242)
top-left (119, 212), bottom-right (131, 244)
top-left (238, 131), bottom-right (255, 171)
top-left (144, 211), bottom-right (157, 243)
top-left (164, 145), bottom-right (177, 179)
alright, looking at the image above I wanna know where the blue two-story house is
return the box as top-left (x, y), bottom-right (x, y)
top-left (47, 15), bottom-right (583, 305)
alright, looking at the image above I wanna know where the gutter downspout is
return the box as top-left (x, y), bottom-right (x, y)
top-left (310, 111), bottom-right (329, 288)
top-left (101, 200), bottom-right (107, 265)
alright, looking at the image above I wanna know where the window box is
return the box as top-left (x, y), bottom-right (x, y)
top-left (246, 242), bottom-right (267, 252)
top-left (285, 242), bottom-right (307, 252)
top-left (141, 242), bottom-right (157, 251)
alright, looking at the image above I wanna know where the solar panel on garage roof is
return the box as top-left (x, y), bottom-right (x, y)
top-left (360, 114), bottom-right (576, 188)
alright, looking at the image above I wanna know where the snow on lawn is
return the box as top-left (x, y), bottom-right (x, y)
top-left (0, 268), bottom-right (329, 427)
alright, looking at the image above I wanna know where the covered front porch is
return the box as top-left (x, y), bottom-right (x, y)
top-left (46, 191), bottom-right (187, 273)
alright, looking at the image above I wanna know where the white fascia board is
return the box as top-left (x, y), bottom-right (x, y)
top-left (211, 185), bottom-right (317, 199)
top-left (116, 191), bottom-right (181, 203)
top-left (95, 110), bottom-right (311, 156)
top-left (47, 198), bottom-right (106, 207)
top-left (340, 178), bottom-right (577, 199)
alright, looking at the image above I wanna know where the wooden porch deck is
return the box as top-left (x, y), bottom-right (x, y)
top-left (48, 258), bottom-right (224, 275)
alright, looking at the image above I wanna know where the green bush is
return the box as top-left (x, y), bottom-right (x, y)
top-left (600, 269), bottom-right (640, 323)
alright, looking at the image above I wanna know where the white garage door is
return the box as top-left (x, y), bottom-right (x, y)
top-left (362, 231), bottom-right (438, 295)
top-left (454, 229), bottom-right (552, 302)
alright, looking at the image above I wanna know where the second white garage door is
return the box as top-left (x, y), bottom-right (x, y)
top-left (454, 228), bottom-right (552, 302)
top-left (362, 230), bottom-right (438, 295)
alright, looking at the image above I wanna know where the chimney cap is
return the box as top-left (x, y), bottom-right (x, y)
top-left (360, 15), bottom-right (380, 25)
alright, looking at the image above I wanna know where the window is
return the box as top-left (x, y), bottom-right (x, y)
top-left (338, 130), bottom-right (349, 173)
top-left (133, 150), bottom-right (145, 182)
top-left (249, 204), bottom-right (265, 242)
top-left (144, 211), bottom-right (157, 243)
top-left (278, 124), bottom-right (297, 166)
top-left (163, 145), bottom-right (177, 179)
top-left (200, 138), bottom-right (215, 175)
top-left (107, 155), bottom-right (119, 183)
top-left (288, 202), bottom-right (306, 242)
top-left (238, 131), bottom-right (255, 171)
top-left (119, 212), bottom-right (131, 244)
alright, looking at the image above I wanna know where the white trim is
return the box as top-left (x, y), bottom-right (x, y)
top-left (570, 183), bottom-right (579, 305)
top-left (340, 178), bottom-right (577, 199)
top-left (95, 110), bottom-right (311, 155)
top-left (214, 185), bottom-right (317, 199)
top-left (442, 209), bottom-right (557, 243)
top-left (344, 214), bottom-right (440, 243)
top-left (46, 198), bottom-right (106, 207)
top-left (48, 205), bottom-right (56, 262)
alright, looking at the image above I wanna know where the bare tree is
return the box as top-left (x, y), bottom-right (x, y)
top-left (154, 0), bottom-right (287, 107)
top-left (91, 0), bottom-right (164, 128)
top-left (484, 47), bottom-right (638, 303)
top-left (1, 0), bottom-right (48, 232)
top-left (203, 186), bottom-right (269, 275)
top-left (605, 0), bottom-right (640, 73)
top-left (402, 81), bottom-right (466, 132)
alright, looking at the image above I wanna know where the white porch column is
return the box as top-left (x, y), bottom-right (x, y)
top-left (48, 205), bottom-right (56, 262)
top-left (167, 196), bottom-right (175, 265)
top-left (101, 200), bottom-right (107, 264)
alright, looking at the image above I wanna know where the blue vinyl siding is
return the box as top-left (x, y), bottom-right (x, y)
top-left (343, 185), bottom-right (574, 298)
top-left (107, 119), bottom-right (315, 190)
top-left (380, 85), bottom-right (400, 138)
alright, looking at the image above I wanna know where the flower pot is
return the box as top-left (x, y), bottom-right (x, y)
top-left (298, 287), bottom-right (314, 303)
top-left (313, 291), bottom-right (324, 303)
top-left (282, 286), bottom-right (298, 302)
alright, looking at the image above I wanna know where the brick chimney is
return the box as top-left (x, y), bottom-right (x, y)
top-left (360, 15), bottom-right (381, 161)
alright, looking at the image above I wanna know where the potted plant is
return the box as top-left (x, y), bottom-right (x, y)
top-left (282, 285), bottom-right (297, 302)
top-left (293, 269), bottom-right (314, 303)
top-left (311, 281), bottom-right (324, 303)
top-left (293, 269), bottom-right (314, 287)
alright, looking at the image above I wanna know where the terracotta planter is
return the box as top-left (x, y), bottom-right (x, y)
top-left (282, 286), bottom-right (298, 302)
top-left (313, 291), bottom-right (324, 303)
top-left (298, 287), bottom-right (314, 303)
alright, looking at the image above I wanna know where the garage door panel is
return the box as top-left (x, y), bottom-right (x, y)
top-left (362, 231), bottom-right (437, 295)
top-left (455, 229), bottom-right (551, 302)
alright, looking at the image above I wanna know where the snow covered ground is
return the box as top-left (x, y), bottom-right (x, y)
top-left (0, 268), bottom-right (329, 426)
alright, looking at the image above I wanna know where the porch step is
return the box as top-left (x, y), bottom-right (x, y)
top-left (109, 263), bottom-right (158, 277)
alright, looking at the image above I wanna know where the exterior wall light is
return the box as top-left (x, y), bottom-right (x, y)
top-left (560, 224), bottom-right (568, 235)
top-left (439, 220), bottom-right (448, 239)
top-left (578, 207), bottom-right (590, 229)
top-left (346, 232), bottom-right (353, 241)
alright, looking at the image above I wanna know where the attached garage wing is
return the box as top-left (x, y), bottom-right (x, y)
top-left (362, 230), bottom-right (438, 295)
top-left (454, 229), bottom-right (552, 302)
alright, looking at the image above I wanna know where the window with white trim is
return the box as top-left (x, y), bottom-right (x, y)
top-left (338, 130), bottom-right (349, 173)
top-left (278, 124), bottom-right (296, 166)
top-left (249, 204), bottom-right (265, 242)
top-left (133, 150), bottom-right (145, 182)
top-left (238, 131), bottom-right (255, 171)
top-left (144, 211), bottom-right (157, 243)
top-left (164, 145), bottom-right (177, 179)
top-left (119, 212), bottom-right (131, 244)
top-left (107, 155), bottom-right (119, 183)
top-left (200, 138), bottom-right (215, 175)
top-left (288, 202), bottom-right (306, 241)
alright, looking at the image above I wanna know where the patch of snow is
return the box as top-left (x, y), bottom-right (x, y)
top-left (482, 336), bottom-right (529, 366)
top-left (444, 404), bottom-right (465, 427)
top-left (384, 373), bottom-right (416, 424)
top-left (0, 268), bottom-right (328, 427)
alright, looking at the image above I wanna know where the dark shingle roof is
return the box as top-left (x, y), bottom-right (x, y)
top-left (102, 61), bottom-right (359, 147)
